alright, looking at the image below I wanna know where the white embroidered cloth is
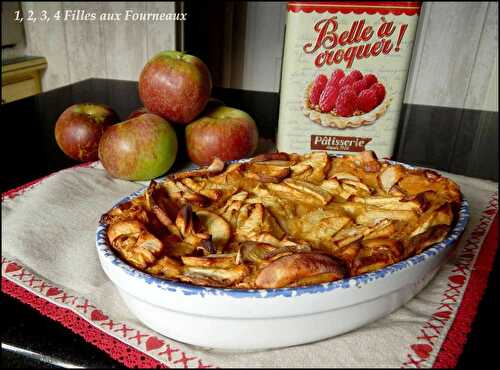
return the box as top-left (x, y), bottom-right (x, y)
top-left (2, 160), bottom-right (498, 368)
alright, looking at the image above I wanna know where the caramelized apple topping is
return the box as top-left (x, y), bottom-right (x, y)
top-left (102, 151), bottom-right (461, 288)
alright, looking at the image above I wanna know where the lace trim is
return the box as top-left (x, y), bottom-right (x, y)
top-left (433, 214), bottom-right (499, 367)
top-left (2, 277), bottom-right (166, 368)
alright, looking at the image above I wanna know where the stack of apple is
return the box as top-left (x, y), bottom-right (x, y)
top-left (54, 51), bottom-right (258, 180)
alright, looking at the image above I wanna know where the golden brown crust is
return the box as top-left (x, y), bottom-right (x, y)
top-left (102, 151), bottom-right (461, 288)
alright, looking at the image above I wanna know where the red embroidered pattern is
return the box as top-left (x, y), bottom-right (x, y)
top-left (401, 193), bottom-right (498, 368)
top-left (2, 257), bottom-right (214, 368)
top-left (2, 278), bottom-right (166, 368)
top-left (434, 215), bottom-right (499, 367)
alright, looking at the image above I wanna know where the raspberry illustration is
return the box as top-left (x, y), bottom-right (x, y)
top-left (353, 79), bottom-right (369, 95)
top-left (338, 70), bottom-right (363, 88)
top-left (338, 84), bottom-right (356, 95)
top-left (322, 69), bottom-right (345, 97)
top-left (337, 76), bottom-right (348, 88)
top-left (319, 83), bottom-right (339, 112)
top-left (330, 69), bottom-right (345, 87)
top-left (338, 75), bottom-right (354, 88)
top-left (363, 73), bottom-right (378, 88)
top-left (347, 69), bottom-right (363, 82)
top-left (304, 68), bottom-right (389, 128)
top-left (371, 83), bottom-right (386, 104)
top-left (309, 74), bottom-right (328, 105)
top-left (335, 86), bottom-right (358, 117)
top-left (357, 89), bottom-right (379, 113)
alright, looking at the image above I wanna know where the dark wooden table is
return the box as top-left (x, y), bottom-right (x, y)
top-left (1, 78), bottom-right (498, 368)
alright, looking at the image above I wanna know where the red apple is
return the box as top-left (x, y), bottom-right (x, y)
top-left (186, 106), bottom-right (259, 166)
top-left (98, 113), bottom-right (178, 180)
top-left (138, 51), bottom-right (212, 124)
top-left (127, 107), bottom-right (150, 120)
top-left (54, 103), bottom-right (119, 161)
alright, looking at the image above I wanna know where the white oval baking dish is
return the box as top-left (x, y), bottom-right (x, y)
top-left (96, 160), bottom-right (469, 351)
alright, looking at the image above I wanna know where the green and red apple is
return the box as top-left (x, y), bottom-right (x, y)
top-left (98, 113), bottom-right (178, 180)
top-left (54, 103), bottom-right (119, 162)
top-left (186, 106), bottom-right (259, 166)
top-left (138, 51), bottom-right (212, 124)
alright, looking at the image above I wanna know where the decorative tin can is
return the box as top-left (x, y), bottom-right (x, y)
top-left (277, 2), bottom-right (421, 158)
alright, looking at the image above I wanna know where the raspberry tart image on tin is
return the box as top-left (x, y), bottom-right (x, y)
top-left (303, 69), bottom-right (391, 129)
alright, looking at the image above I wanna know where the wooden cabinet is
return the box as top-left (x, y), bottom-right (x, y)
top-left (2, 56), bottom-right (47, 104)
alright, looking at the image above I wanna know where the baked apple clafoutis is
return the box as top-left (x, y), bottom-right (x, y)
top-left (101, 151), bottom-right (461, 289)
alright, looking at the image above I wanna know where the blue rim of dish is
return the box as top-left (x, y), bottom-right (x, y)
top-left (96, 158), bottom-right (470, 298)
